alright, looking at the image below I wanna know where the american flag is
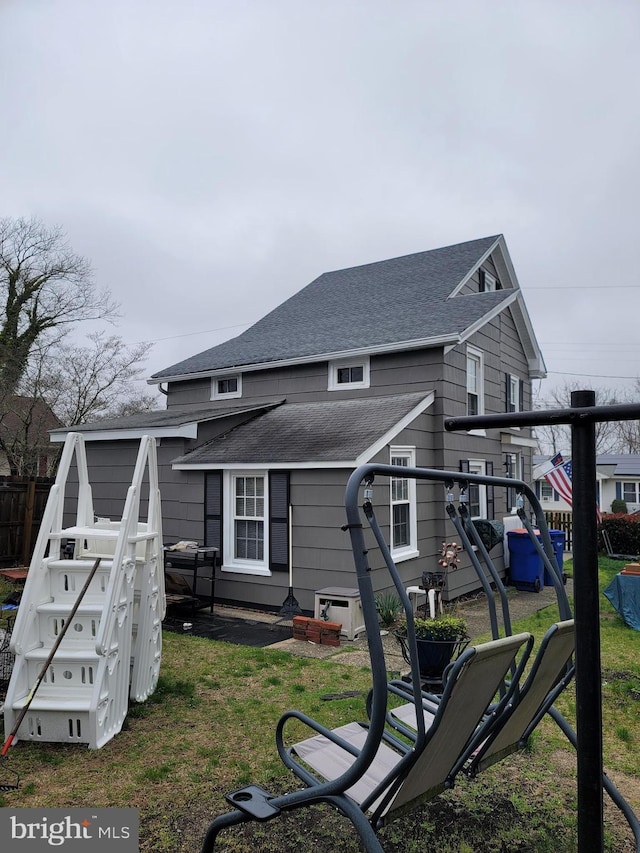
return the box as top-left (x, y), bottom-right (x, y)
top-left (544, 453), bottom-right (573, 506)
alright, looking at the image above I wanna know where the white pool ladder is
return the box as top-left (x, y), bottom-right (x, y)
top-left (3, 433), bottom-right (165, 749)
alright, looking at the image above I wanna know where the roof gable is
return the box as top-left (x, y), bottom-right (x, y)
top-left (152, 234), bottom-right (544, 381)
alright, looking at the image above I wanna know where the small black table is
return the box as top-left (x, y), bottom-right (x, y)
top-left (163, 546), bottom-right (219, 614)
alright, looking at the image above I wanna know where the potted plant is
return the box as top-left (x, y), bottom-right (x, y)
top-left (394, 613), bottom-right (469, 680)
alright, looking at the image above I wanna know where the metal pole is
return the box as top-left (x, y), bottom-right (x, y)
top-left (571, 389), bottom-right (604, 851)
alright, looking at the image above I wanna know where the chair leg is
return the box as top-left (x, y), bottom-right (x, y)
top-left (200, 809), bottom-right (250, 853)
top-left (200, 793), bottom-right (385, 853)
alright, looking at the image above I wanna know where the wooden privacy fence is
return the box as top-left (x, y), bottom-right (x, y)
top-left (544, 511), bottom-right (573, 552)
top-left (0, 477), bottom-right (54, 567)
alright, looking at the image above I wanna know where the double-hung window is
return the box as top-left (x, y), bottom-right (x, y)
top-left (205, 471), bottom-right (290, 576)
top-left (623, 482), bottom-right (639, 504)
top-left (505, 452), bottom-right (523, 510)
top-left (460, 458), bottom-right (494, 520)
top-left (466, 347), bottom-right (484, 416)
top-left (221, 472), bottom-right (269, 574)
top-left (390, 447), bottom-right (418, 561)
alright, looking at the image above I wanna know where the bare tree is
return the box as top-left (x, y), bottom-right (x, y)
top-left (22, 332), bottom-right (160, 427)
top-left (0, 216), bottom-right (118, 400)
top-left (534, 381), bottom-right (622, 456)
top-left (611, 380), bottom-right (640, 452)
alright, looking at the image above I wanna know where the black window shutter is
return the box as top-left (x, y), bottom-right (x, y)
top-left (479, 270), bottom-right (486, 292)
top-left (505, 373), bottom-right (511, 412)
top-left (269, 471), bottom-right (290, 572)
top-left (519, 378), bottom-right (524, 413)
top-left (204, 472), bottom-right (223, 554)
top-left (486, 461), bottom-right (495, 519)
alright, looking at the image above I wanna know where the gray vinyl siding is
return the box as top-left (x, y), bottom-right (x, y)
top-left (59, 299), bottom-right (535, 610)
top-left (165, 348), bottom-right (446, 408)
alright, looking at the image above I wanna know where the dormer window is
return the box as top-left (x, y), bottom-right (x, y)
top-left (328, 357), bottom-right (370, 390)
top-left (211, 374), bottom-right (242, 400)
top-left (479, 269), bottom-right (499, 292)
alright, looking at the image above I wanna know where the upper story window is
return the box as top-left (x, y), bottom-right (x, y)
top-left (328, 356), bottom-right (370, 391)
top-left (507, 374), bottom-right (521, 413)
top-left (211, 374), bottom-right (242, 400)
top-left (390, 447), bottom-right (418, 561)
top-left (466, 346), bottom-right (484, 416)
top-left (479, 269), bottom-right (500, 292)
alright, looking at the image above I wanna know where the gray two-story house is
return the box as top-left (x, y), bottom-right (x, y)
top-left (52, 234), bottom-right (545, 613)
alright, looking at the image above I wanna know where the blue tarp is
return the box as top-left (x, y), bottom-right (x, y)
top-left (603, 573), bottom-right (640, 631)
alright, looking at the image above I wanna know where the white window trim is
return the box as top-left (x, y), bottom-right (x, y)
top-left (328, 356), bottom-right (370, 391)
top-left (468, 459), bottom-right (487, 519)
top-left (221, 470), bottom-right (270, 576)
top-left (211, 374), bottom-right (242, 400)
top-left (508, 375), bottom-right (520, 413)
top-left (466, 345), bottom-right (486, 436)
top-left (482, 270), bottom-right (497, 292)
top-left (505, 452), bottom-right (523, 511)
top-left (390, 446), bottom-right (419, 562)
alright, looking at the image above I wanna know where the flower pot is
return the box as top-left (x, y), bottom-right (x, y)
top-left (416, 638), bottom-right (465, 678)
top-left (393, 630), bottom-right (470, 679)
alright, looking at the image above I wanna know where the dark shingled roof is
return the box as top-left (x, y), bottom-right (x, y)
top-left (171, 392), bottom-right (433, 466)
top-left (153, 235), bottom-right (509, 379)
top-left (50, 399), bottom-right (285, 435)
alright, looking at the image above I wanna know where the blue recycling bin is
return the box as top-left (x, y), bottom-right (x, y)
top-left (507, 529), bottom-right (543, 592)
top-left (545, 530), bottom-right (565, 586)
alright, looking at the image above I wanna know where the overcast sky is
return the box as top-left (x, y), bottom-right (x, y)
top-left (2, 0), bottom-right (639, 405)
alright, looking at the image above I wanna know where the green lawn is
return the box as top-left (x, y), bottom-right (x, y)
top-left (0, 560), bottom-right (638, 852)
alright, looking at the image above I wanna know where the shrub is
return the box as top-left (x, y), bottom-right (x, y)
top-left (611, 498), bottom-right (628, 514)
top-left (396, 614), bottom-right (468, 641)
top-left (599, 514), bottom-right (640, 555)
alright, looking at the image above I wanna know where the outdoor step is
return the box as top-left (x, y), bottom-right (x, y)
top-left (11, 693), bottom-right (93, 712)
top-left (47, 558), bottom-right (114, 571)
top-left (47, 562), bottom-right (112, 602)
top-left (36, 605), bottom-right (103, 645)
top-left (36, 601), bottom-right (103, 615)
top-left (25, 647), bottom-right (101, 662)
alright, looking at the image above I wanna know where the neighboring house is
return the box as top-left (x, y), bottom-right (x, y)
top-left (0, 396), bottom-right (62, 477)
top-left (534, 453), bottom-right (640, 515)
top-left (51, 235), bottom-right (545, 612)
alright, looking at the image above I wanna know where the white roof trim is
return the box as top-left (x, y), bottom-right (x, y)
top-left (51, 424), bottom-right (200, 442)
top-left (148, 336), bottom-right (459, 385)
top-left (500, 432), bottom-right (538, 448)
top-left (356, 391), bottom-right (435, 464)
top-left (457, 291), bottom-right (519, 343)
top-left (448, 236), bottom-right (503, 298)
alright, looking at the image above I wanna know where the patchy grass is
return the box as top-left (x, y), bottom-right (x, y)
top-left (0, 561), bottom-right (638, 851)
